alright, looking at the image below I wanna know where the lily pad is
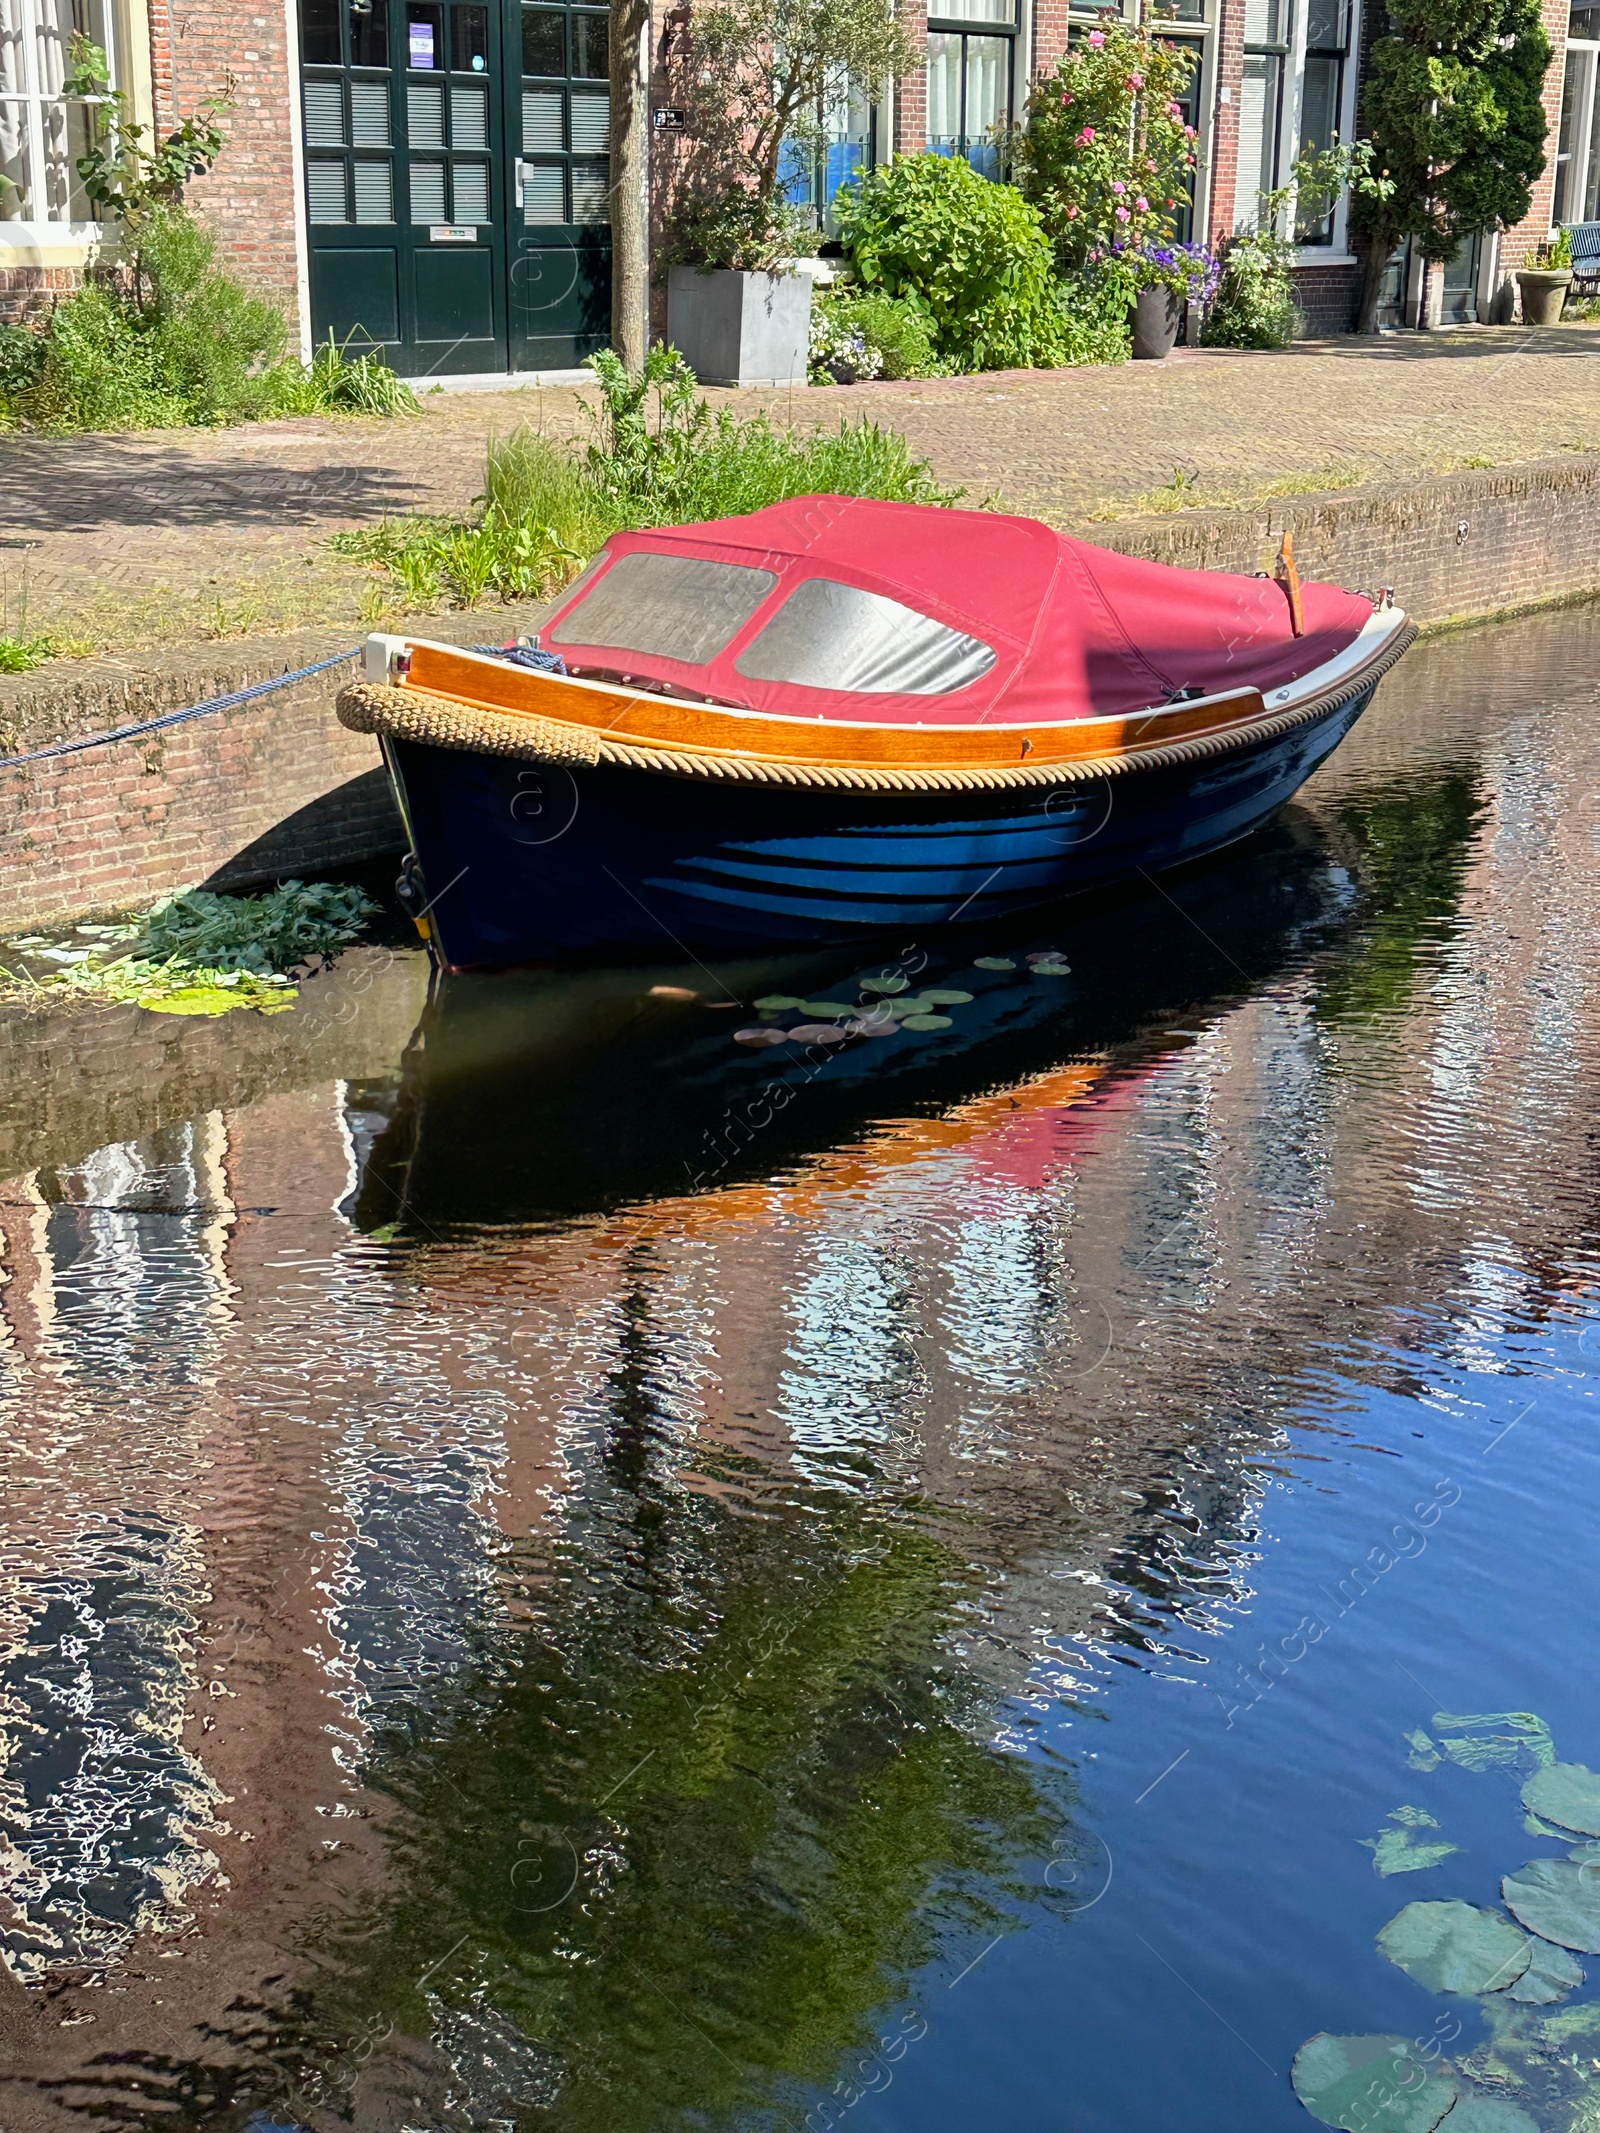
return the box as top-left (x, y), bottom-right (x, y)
top-left (799, 1000), bottom-right (855, 1019)
top-left (1522, 1763), bottom-right (1600, 1838)
top-left (901, 1014), bottom-right (954, 1031)
top-left (918, 989), bottom-right (973, 1006)
top-left (1502, 1857), bottom-right (1600, 1952)
top-left (859, 974), bottom-right (910, 996)
top-left (1290, 2035), bottom-right (1457, 2133)
top-left (1505, 1938), bottom-right (1584, 2004)
top-left (1361, 1807), bottom-right (1460, 1878)
top-left (1439, 2100), bottom-right (1540, 2132)
top-left (733, 1027), bottom-right (790, 1047)
top-left (1435, 1712), bottom-right (1556, 1773)
top-left (752, 995), bottom-right (802, 1010)
top-left (1407, 1730), bottom-right (1443, 1773)
top-left (1377, 1902), bottom-right (1532, 1994)
top-left (790, 1022), bottom-right (853, 1045)
top-left (845, 1016), bottom-right (899, 1038)
top-left (972, 956), bottom-right (1015, 970)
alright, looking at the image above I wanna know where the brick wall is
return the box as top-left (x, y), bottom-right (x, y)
top-left (895, 0), bottom-right (928, 155)
top-left (1206, 0), bottom-right (1247, 248)
top-left (0, 265), bottom-right (83, 328)
top-left (0, 664), bottom-right (401, 931)
top-left (1496, 0), bottom-right (1571, 299)
top-left (1292, 262), bottom-right (1361, 335)
top-left (145, 0), bottom-right (303, 315)
top-left (1094, 453), bottom-right (1600, 627)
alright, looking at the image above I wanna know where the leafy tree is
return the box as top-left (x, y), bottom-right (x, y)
top-left (661, 0), bottom-right (914, 270)
top-left (1351, 0), bottom-right (1550, 332)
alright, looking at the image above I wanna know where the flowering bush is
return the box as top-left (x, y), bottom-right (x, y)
top-left (810, 300), bottom-right (885, 383)
top-left (1015, 15), bottom-right (1199, 272)
top-left (809, 289), bottom-right (945, 383)
top-left (1117, 240), bottom-right (1219, 304)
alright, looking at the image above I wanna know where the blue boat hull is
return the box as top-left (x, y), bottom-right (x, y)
top-left (387, 684), bottom-right (1377, 965)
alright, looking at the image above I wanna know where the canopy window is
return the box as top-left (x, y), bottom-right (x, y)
top-left (734, 578), bottom-right (997, 695)
top-left (549, 553), bottom-right (777, 664)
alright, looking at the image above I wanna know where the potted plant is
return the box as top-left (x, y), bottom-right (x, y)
top-left (1119, 240), bottom-right (1219, 359)
top-left (661, 0), bottom-right (912, 386)
top-left (1517, 229), bottom-right (1574, 326)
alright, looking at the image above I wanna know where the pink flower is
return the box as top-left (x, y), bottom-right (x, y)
top-left (1145, 158), bottom-right (1157, 170)
top-left (1128, 71), bottom-right (1143, 86)
top-left (1184, 124), bottom-right (1197, 138)
top-left (1136, 195), bottom-right (1149, 210)
top-left (1087, 29), bottom-right (1105, 44)
top-left (1167, 100), bottom-right (1184, 116)
top-left (1066, 204), bottom-right (1080, 217)
top-left (1061, 90), bottom-right (1074, 104)
top-left (1077, 126), bottom-right (1096, 143)
top-left (1115, 205), bottom-right (1130, 220)
top-left (1110, 179), bottom-right (1126, 193)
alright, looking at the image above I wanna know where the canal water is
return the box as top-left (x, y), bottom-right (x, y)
top-left (2, 603), bottom-right (1599, 2133)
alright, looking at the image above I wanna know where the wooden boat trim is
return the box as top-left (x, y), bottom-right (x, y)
top-left (341, 611), bottom-right (1416, 793)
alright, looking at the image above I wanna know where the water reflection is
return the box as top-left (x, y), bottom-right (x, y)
top-left (0, 605), bottom-right (1598, 2129)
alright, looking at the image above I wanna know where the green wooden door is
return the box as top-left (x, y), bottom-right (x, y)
top-left (300, 0), bottom-right (609, 375)
top-left (505, 1), bottom-right (613, 370)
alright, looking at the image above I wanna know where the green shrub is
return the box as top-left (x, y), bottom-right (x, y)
top-left (274, 332), bottom-right (422, 417)
top-left (834, 154), bottom-right (1073, 372)
top-left (1201, 231), bottom-right (1301, 349)
top-left (15, 282), bottom-right (188, 431)
top-left (0, 323), bottom-right (45, 403)
top-left (1057, 271), bottom-right (1133, 366)
top-left (336, 345), bottom-right (961, 612)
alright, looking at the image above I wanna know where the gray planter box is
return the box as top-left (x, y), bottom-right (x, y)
top-left (666, 266), bottom-right (813, 387)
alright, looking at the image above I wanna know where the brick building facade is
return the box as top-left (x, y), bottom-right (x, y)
top-left (0, 0), bottom-right (1589, 353)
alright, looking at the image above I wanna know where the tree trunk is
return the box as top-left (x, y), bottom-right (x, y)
top-left (609, 0), bottom-right (652, 373)
top-left (1355, 237), bottom-right (1392, 334)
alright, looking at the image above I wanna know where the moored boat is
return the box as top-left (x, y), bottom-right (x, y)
top-left (338, 496), bottom-right (1413, 966)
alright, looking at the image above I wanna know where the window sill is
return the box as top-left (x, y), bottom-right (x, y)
top-left (0, 223), bottom-right (112, 268)
top-left (1291, 250), bottom-right (1358, 268)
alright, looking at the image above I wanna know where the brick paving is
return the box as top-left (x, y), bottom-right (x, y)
top-left (1, 322), bottom-right (1597, 659)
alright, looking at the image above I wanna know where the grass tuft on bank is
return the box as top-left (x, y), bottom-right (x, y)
top-left (0, 881), bottom-right (380, 1017)
top-left (335, 345), bottom-right (962, 613)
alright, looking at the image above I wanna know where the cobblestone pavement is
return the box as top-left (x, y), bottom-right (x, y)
top-left (2, 322), bottom-right (1597, 657)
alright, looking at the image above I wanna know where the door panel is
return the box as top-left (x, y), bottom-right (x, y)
top-left (302, 0), bottom-right (609, 374)
top-left (503, 0), bottom-right (612, 370)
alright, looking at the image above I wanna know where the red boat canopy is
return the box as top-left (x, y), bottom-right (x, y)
top-left (541, 495), bottom-right (1375, 728)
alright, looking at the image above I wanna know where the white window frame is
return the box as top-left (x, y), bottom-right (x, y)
top-left (1554, 33), bottom-right (1600, 226)
top-left (0, 0), bottom-right (116, 244)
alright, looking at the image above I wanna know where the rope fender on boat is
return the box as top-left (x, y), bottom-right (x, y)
top-left (335, 621), bottom-right (1418, 795)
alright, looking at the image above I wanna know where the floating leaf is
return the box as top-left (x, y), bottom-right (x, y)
top-left (732, 1027), bottom-right (790, 1047)
top-left (1505, 1938), bottom-right (1584, 2004)
top-left (1031, 961), bottom-right (1072, 976)
top-left (845, 1017), bottom-right (899, 1039)
top-left (1290, 2035), bottom-right (1457, 2132)
top-left (901, 1014), bottom-right (954, 1031)
top-left (789, 1023), bottom-right (853, 1045)
top-left (1377, 1902), bottom-right (1532, 1994)
top-left (1525, 1814), bottom-right (1566, 1838)
top-left (1522, 1764), bottom-right (1600, 1838)
top-left (1407, 1730), bottom-right (1443, 1773)
top-left (753, 995), bottom-right (802, 1010)
top-left (1502, 1858), bottom-right (1600, 1953)
top-left (798, 1001), bottom-right (855, 1019)
top-left (1024, 950), bottom-right (1064, 964)
top-left (859, 974), bottom-right (909, 996)
top-left (1439, 2099), bottom-right (1540, 2132)
top-left (1434, 1713), bottom-right (1556, 1773)
top-left (972, 956), bottom-right (1015, 970)
top-left (1360, 1807), bottom-right (1459, 1878)
top-left (919, 989), bottom-right (973, 1005)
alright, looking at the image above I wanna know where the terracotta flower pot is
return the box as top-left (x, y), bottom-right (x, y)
top-left (1516, 268), bottom-right (1573, 327)
top-left (1129, 285), bottom-right (1181, 361)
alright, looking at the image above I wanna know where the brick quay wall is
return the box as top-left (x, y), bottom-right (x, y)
top-left (2, 457), bottom-right (1599, 931)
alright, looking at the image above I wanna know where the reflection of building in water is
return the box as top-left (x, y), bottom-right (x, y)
top-left (0, 616), bottom-right (1598, 2105)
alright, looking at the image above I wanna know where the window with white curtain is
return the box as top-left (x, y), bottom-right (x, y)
top-left (0, 0), bottom-right (112, 229)
top-left (1231, 0), bottom-right (1359, 248)
top-left (927, 0), bottom-right (1017, 179)
top-left (1554, 4), bottom-right (1600, 224)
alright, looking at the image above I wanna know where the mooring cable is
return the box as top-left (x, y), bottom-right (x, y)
top-left (0, 647), bottom-right (361, 771)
